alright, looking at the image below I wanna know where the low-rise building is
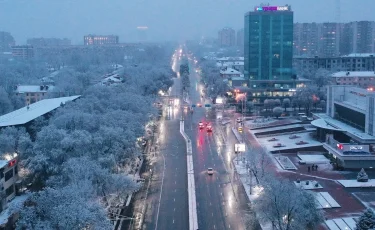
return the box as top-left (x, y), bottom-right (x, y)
top-left (312, 85), bottom-right (375, 168)
top-left (220, 67), bottom-right (241, 79)
top-left (11, 45), bottom-right (34, 59)
top-left (331, 71), bottom-right (375, 89)
top-left (294, 53), bottom-right (375, 75)
top-left (84, 35), bottom-right (119, 46)
top-left (14, 85), bottom-right (56, 105)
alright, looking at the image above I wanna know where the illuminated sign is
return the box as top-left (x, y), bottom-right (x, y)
top-left (337, 144), bottom-right (369, 152)
top-left (350, 146), bottom-right (363, 150)
top-left (255, 6), bottom-right (289, 11)
top-left (235, 143), bottom-right (246, 153)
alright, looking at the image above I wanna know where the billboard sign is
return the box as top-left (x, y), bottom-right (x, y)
top-left (255, 6), bottom-right (289, 12)
top-left (234, 143), bottom-right (246, 153)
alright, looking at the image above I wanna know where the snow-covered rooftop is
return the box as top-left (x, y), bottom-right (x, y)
top-left (0, 95), bottom-right (80, 127)
top-left (331, 71), bottom-right (375, 78)
top-left (15, 85), bottom-right (55, 93)
top-left (0, 193), bottom-right (31, 226)
top-left (230, 76), bottom-right (246, 81)
top-left (0, 161), bottom-right (7, 169)
top-left (341, 53), bottom-right (375, 58)
top-left (312, 114), bottom-right (375, 141)
top-left (220, 68), bottom-right (241, 75)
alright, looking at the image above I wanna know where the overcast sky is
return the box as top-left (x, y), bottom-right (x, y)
top-left (1, 0), bottom-right (374, 44)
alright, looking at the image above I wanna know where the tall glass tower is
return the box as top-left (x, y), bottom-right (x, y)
top-left (244, 5), bottom-right (300, 102)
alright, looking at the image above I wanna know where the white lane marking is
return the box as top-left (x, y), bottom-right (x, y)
top-left (154, 149), bottom-right (166, 230)
top-left (174, 198), bottom-right (175, 202)
top-left (173, 219), bottom-right (175, 224)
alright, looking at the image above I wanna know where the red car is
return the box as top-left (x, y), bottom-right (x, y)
top-left (207, 124), bottom-right (213, 132)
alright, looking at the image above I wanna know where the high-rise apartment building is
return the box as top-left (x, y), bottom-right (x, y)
top-left (341, 21), bottom-right (375, 55)
top-left (244, 5), bottom-right (306, 102)
top-left (236, 28), bottom-right (244, 47)
top-left (218, 28), bottom-right (236, 47)
top-left (293, 23), bottom-right (319, 56)
top-left (0, 31), bottom-right (15, 52)
top-left (83, 35), bottom-right (119, 46)
top-left (27, 38), bottom-right (71, 47)
top-left (294, 21), bottom-right (375, 57)
top-left (319, 23), bottom-right (341, 57)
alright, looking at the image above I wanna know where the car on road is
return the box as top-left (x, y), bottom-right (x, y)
top-left (197, 103), bottom-right (202, 107)
top-left (236, 118), bottom-right (242, 123)
top-left (238, 127), bottom-right (243, 132)
top-left (206, 124), bottom-right (212, 132)
top-left (198, 122), bottom-right (204, 129)
top-left (207, 168), bottom-right (213, 175)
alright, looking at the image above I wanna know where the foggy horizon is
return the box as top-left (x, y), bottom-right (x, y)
top-left (1, 0), bottom-right (375, 45)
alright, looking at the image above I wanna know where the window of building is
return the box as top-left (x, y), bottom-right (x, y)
top-left (14, 166), bottom-right (18, 175)
top-left (5, 169), bottom-right (13, 182)
top-left (5, 185), bottom-right (14, 197)
top-left (26, 93), bottom-right (29, 96)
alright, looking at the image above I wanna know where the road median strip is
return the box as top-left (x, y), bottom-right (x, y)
top-left (180, 120), bottom-right (198, 230)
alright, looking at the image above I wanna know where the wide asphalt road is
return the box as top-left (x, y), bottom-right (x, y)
top-left (142, 49), bottom-right (189, 230)
top-left (183, 55), bottom-right (252, 230)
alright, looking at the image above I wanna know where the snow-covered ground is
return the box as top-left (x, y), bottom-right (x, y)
top-left (294, 180), bottom-right (323, 190)
top-left (251, 124), bottom-right (303, 134)
top-left (257, 132), bottom-right (322, 152)
top-left (275, 156), bottom-right (297, 170)
top-left (234, 159), bottom-right (273, 230)
top-left (297, 154), bottom-right (330, 164)
top-left (337, 179), bottom-right (375, 188)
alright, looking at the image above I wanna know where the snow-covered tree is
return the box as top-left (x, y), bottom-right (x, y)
top-left (16, 182), bottom-right (113, 230)
top-left (0, 87), bottom-right (13, 115)
top-left (246, 146), bottom-right (271, 184)
top-left (357, 168), bottom-right (369, 182)
top-left (273, 107), bottom-right (283, 118)
top-left (313, 68), bottom-right (331, 89)
top-left (254, 176), bottom-right (324, 230)
top-left (356, 208), bottom-right (375, 230)
top-left (282, 98), bottom-right (291, 112)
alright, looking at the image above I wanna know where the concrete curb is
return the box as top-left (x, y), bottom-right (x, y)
top-left (180, 120), bottom-right (199, 230)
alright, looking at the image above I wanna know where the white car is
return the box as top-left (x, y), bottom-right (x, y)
top-left (236, 118), bottom-right (242, 123)
top-left (207, 168), bottom-right (213, 175)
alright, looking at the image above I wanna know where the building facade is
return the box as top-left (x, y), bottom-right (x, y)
top-left (245, 5), bottom-right (303, 102)
top-left (11, 45), bottom-right (34, 59)
top-left (294, 21), bottom-right (375, 57)
top-left (331, 71), bottom-right (375, 89)
top-left (83, 35), bottom-right (119, 46)
top-left (218, 28), bottom-right (236, 47)
top-left (236, 28), bottom-right (244, 48)
top-left (0, 32), bottom-right (15, 52)
top-left (293, 23), bottom-right (319, 56)
top-left (27, 38), bottom-right (71, 47)
top-left (293, 53), bottom-right (375, 75)
top-left (0, 155), bottom-right (19, 212)
top-left (15, 85), bottom-right (56, 105)
top-left (312, 86), bottom-right (375, 168)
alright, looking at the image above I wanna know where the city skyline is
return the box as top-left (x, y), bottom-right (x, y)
top-left (0, 0), bottom-right (375, 44)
